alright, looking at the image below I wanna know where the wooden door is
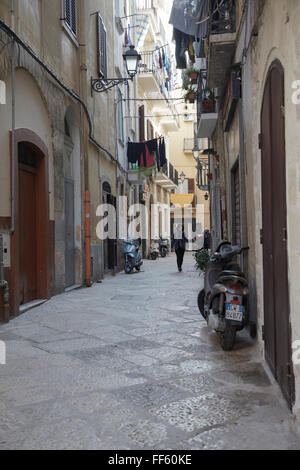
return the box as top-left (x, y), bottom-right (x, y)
top-left (261, 61), bottom-right (295, 408)
top-left (19, 164), bottom-right (37, 304)
top-left (65, 179), bottom-right (75, 288)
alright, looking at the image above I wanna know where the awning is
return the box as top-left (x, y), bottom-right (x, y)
top-left (169, 0), bottom-right (209, 39)
top-left (171, 194), bottom-right (194, 208)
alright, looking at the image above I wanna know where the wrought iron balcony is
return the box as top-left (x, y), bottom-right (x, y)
top-left (184, 138), bottom-right (207, 152)
top-left (211, 0), bottom-right (236, 35)
top-left (138, 51), bottom-right (166, 93)
top-left (135, 0), bottom-right (154, 11)
top-left (161, 162), bottom-right (178, 187)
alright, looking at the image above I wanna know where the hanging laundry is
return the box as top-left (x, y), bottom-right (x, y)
top-left (127, 142), bottom-right (146, 167)
top-left (128, 24), bottom-right (132, 46)
top-left (159, 137), bottom-right (167, 168)
top-left (124, 28), bottom-right (129, 48)
top-left (140, 144), bottom-right (157, 178)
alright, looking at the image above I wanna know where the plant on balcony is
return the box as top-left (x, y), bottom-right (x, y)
top-left (202, 88), bottom-right (216, 113)
top-left (186, 67), bottom-right (199, 84)
top-left (184, 86), bottom-right (196, 104)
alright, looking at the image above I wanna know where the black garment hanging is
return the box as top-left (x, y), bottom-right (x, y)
top-left (159, 137), bottom-right (167, 168)
top-left (127, 142), bottom-right (146, 166)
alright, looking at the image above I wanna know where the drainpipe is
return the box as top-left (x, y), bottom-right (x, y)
top-left (11, 40), bottom-right (15, 235)
top-left (0, 2), bottom-right (16, 322)
top-left (84, 190), bottom-right (92, 287)
top-left (10, 0), bottom-right (15, 29)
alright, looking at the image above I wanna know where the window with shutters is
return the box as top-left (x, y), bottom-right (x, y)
top-left (117, 88), bottom-right (125, 144)
top-left (97, 13), bottom-right (107, 79)
top-left (63, 0), bottom-right (77, 37)
top-left (139, 106), bottom-right (145, 141)
top-left (188, 178), bottom-right (195, 194)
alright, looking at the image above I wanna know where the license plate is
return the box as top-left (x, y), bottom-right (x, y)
top-left (226, 303), bottom-right (244, 322)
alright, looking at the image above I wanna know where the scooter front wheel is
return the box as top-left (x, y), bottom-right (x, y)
top-left (221, 325), bottom-right (237, 351)
top-left (125, 260), bottom-right (133, 274)
top-left (197, 289), bottom-right (206, 320)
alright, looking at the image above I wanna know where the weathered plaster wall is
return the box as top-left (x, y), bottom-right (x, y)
top-left (241, 0), bottom-right (300, 421)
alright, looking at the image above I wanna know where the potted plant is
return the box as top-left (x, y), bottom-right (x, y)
top-left (186, 67), bottom-right (199, 84)
top-left (194, 248), bottom-right (210, 272)
top-left (202, 88), bottom-right (216, 113)
top-left (184, 87), bottom-right (196, 104)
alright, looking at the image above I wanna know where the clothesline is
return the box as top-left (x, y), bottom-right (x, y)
top-left (127, 137), bottom-right (167, 175)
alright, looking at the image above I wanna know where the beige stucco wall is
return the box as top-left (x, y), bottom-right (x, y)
top-left (241, 0), bottom-right (300, 421)
top-left (0, 68), bottom-right (54, 219)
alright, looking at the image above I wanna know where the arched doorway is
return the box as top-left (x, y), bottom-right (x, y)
top-left (12, 129), bottom-right (50, 311)
top-left (102, 182), bottom-right (116, 271)
top-left (260, 60), bottom-right (295, 408)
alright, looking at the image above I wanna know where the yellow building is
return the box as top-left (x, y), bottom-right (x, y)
top-left (168, 98), bottom-right (210, 249)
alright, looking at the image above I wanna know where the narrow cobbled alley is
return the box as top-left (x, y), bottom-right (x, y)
top-left (0, 254), bottom-right (299, 450)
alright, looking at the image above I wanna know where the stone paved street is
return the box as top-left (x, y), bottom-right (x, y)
top-left (0, 254), bottom-right (299, 450)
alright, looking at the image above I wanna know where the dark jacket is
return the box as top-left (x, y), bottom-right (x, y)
top-left (172, 231), bottom-right (188, 250)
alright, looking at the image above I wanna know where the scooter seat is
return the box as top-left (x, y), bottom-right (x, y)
top-left (218, 270), bottom-right (248, 285)
top-left (219, 270), bottom-right (246, 278)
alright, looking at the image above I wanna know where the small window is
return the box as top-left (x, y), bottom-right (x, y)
top-left (97, 13), bottom-right (107, 79)
top-left (63, 0), bottom-right (77, 36)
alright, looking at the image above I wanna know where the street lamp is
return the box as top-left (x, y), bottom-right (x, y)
top-left (193, 147), bottom-right (200, 161)
top-left (123, 45), bottom-right (142, 78)
top-left (91, 45), bottom-right (142, 93)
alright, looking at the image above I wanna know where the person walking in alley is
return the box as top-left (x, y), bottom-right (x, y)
top-left (172, 224), bottom-right (188, 272)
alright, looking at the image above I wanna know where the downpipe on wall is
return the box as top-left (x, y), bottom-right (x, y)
top-left (84, 191), bottom-right (92, 287)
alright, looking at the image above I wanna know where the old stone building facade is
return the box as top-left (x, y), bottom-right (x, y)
top-left (193, 0), bottom-right (300, 426)
top-left (0, 0), bottom-right (131, 319)
top-left (0, 0), bottom-right (181, 321)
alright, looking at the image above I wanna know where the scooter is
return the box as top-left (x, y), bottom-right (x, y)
top-left (122, 238), bottom-right (143, 274)
top-left (150, 239), bottom-right (160, 260)
top-left (159, 237), bottom-right (169, 258)
top-left (197, 242), bottom-right (249, 351)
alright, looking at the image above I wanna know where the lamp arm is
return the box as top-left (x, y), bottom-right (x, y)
top-left (91, 77), bottom-right (133, 93)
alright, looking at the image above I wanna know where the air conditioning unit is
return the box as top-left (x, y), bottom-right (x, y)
top-left (0, 233), bottom-right (10, 268)
top-left (183, 114), bottom-right (194, 122)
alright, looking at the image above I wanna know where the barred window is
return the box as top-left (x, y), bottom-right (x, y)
top-left (63, 0), bottom-right (77, 36)
top-left (97, 13), bottom-right (107, 79)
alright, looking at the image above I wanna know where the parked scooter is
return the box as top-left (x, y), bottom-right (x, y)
top-left (197, 242), bottom-right (249, 351)
top-left (122, 238), bottom-right (143, 274)
top-left (159, 237), bottom-right (169, 258)
top-left (150, 239), bottom-right (160, 260)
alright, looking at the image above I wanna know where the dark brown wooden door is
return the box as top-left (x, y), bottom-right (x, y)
top-left (19, 165), bottom-right (37, 305)
top-left (261, 61), bottom-right (295, 408)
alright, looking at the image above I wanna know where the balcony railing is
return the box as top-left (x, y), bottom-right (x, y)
top-left (138, 51), bottom-right (165, 91)
top-left (201, 99), bottom-right (217, 114)
top-left (184, 138), bottom-right (206, 152)
top-left (211, 0), bottom-right (236, 34)
top-left (135, 0), bottom-right (154, 10)
top-left (162, 163), bottom-right (178, 186)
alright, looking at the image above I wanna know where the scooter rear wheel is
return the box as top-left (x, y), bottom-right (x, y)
top-left (221, 325), bottom-right (237, 351)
